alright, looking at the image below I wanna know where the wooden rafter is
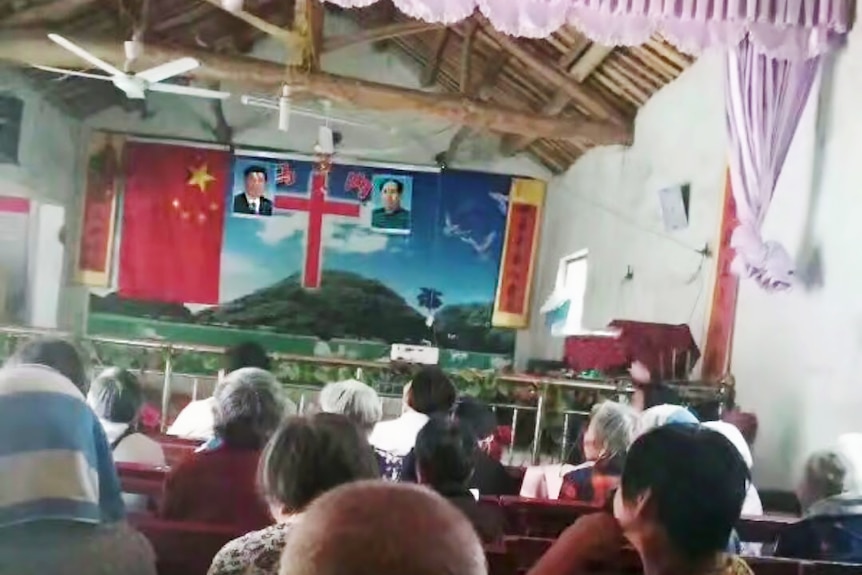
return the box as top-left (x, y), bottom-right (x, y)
top-left (199, 0), bottom-right (303, 52)
top-left (295, 0), bottom-right (325, 71)
top-left (481, 21), bottom-right (624, 126)
top-left (501, 43), bottom-right (615, 156)
top-left (2, 30), bottom-right (633, 144)
top-left (459, 19), bottom-right (478, 94)
top-left (0, 0), bottom-right (96, 27)
top-left (421, 28), bottom-right (449, 87)
top-left (324, 21), bottom-right (442, 53)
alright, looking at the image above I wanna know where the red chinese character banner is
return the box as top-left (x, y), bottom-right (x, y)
top-left (75, 132), bottom-right (123, 287)
top-left (492, 178), bottom-right (546, 329)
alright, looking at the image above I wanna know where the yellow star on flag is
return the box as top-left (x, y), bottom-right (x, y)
top-left (187, 163), bottom-right (216, 192)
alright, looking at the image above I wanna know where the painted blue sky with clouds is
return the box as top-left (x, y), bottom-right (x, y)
top-left (220, 154), bottom-right (516, 313)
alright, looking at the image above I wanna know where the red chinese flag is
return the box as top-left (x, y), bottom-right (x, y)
top-left (118, 142), bottom-right (229, 304)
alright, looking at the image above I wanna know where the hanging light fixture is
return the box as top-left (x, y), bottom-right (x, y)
top-left (277, 85), bottom-right (291, 132)
top-left (221, 0), bottom-right (243, 13)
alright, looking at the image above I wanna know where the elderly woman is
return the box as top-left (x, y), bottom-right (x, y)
top-left (317, 379), bottom-right (403, 480)
top-left (208, 413), bottom-right (380, 575)
top-left (614, 424), bottom-right (753, 575)
top-left (88, 367), bottom-right (165, 466)
top-left (161, 368), bottom-right (296, 530)
top-left (558, 401), bottom-right (637, 505)
top-left (0, 364), bottom-right (156, 575)
top-left (520, 401), bottom-right (636, 502)
top-left (775, 447), bottom-right (862, 562)
top-left (5, 337), bottom-right (89, 393)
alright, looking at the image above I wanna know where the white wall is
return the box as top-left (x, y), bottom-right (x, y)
top-left (731, 26), bottom-right (862, 489)
top-left (528, 25), bottom-right (862, 491)
top-left (0, 72), bottom-right (82, 330)
top-left (517, 51), bottom-right (728, 368)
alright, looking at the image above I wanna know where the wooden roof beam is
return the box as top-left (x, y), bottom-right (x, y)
top-left (324, 21), bottom-right (443, 53)
top-left (421, 28), bottom-right (449, 87)
top-left (0, 0), bottom-right (96, 27)
top-left (1, 30), bottom-right (632, 144)
top-left (480, 21), bottom-right (624, 127)
top-left (199, 0), bottom-right (303, 53)
top-left (501, 43), bottom-right (615, 156)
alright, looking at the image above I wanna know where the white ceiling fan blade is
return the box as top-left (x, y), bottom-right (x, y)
top-left (48, 33), bottom-right (124, 77)
top-left (135, 57), bottom-right (200, 84)
top-left (148, 82), bottom-right (230, 99)
top-left (32, 65), bottom-right (113, 81)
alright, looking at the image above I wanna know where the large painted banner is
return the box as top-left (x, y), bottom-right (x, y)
top-left (88, 142), bottom-right (545, 369)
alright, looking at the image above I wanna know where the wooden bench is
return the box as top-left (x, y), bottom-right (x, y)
top-left (484, 496), bottom-right (800, 544)
top-left (147, 434), bottom-right (202, 466)
top-left (130, 514), bottom-right (243, 575)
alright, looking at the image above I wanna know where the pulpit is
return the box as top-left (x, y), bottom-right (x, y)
top-left (563, 320), bottom-right (700, 380)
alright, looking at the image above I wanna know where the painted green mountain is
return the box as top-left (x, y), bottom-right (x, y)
top-left (195, 270), bottom-right (429, 344)
top-left (434, 302), bottom-right (515, 355)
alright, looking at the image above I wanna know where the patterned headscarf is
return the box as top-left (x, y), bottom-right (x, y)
top-left (636, 404), bottom-right (699, 438)
top-left (0, 364), bottom-right (125, 527)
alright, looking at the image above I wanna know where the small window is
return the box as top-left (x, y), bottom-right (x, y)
top-left (554, 250), bottom-right (588, 335)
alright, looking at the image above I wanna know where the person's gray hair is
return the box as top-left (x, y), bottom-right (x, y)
top-left (318, 379), bottom-right (382, 433)
top-left (590, 400), bottom-right (638, 457)
top-left (213, 367), bottom-right (296, 449)
top-left (799, 449), bottom-right (858, 510)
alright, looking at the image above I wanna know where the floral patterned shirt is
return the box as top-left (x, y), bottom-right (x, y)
top-left (208, 519), bottom-right (300, 575)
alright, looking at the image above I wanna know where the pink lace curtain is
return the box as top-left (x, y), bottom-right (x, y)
top-left (323, 0), bottom-right (852, 58)
top-left (726, 38), bottom-right (820, 291)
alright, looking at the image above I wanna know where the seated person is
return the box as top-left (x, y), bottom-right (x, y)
top-left (520, 401), bottom-right (636, 501)
top-left (453, 396), bottom-right (520, 495)
top-left (88, 367), bottom-right (166, 466)
top-left (88, 367), bottom-right (166, 511)
top-left (278, 482), bottom-right (487, 575)
top-left (0, 364), bottom-right (156, 575)
top-left (208, 413), bottom-right (380, 575)
top-left (635, 403), bottom-right (699, 438)
top-left (317, 379), bottom-right (402, 481)
top-left (370, 366), bottom-right (456, 480)
top-left (559, 401), bottom-right (637, 505)
top-left (168, 341), bottom-right (271, 440)
top-left (161, 368), bottom-right (295, 531)
top-left (775, 447), bottom-right (862, 563)
top-left (615, 423), bottom-right (752, 575)
top-left (413, 415), bottom-right (504, 543)
top-left (5, 337), bottom-right (89, 393)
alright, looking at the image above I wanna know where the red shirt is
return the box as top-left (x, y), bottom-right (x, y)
top-left (160, 445), bottom-right (272, 531)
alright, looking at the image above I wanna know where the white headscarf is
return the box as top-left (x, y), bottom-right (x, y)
top-left (704, 420), bottom-right (763, 517)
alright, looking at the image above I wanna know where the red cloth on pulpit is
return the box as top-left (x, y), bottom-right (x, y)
top-left (564, 320), bottom-right (699, 379)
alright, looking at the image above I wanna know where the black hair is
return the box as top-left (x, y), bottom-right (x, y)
top-left (244, 165), bottom-right (268, 181)
top-left (224, 341), bottom-right (271, 374)
top-left (453, 396), bottom-right (497, 439)
top-left (382, 179), bottom-right (403, 194)
top-left (88, 367), bottom-right (144, 424)
top-left (7, 338), bottom-right (88, 393)
top-left (640, 382), bottom-right (681, 410)
top-left (408, 366), bottom-right (457, 415)
top-left (258, 413), bottom-right (380, 512)
top-left (620, 423), bottom-right (750, 562)
top-left (414, 415), bottom-right (476, 490)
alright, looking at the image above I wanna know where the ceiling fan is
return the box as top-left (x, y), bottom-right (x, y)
top-left (33, 34), bottom-right (230, 101)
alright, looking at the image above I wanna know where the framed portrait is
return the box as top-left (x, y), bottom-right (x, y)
top-left (370, 174), bottom-right (412, 235)
top-left (231, 159), bottom-right (275, 217)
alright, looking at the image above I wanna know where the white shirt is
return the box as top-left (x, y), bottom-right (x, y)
top-left (246, 194), bottom-right (260, 214)
top-left (368, 410), bottom-right (429, 457)
top-left (101, 420), bottom-right (166, 467)
top-left (167, 397), bottom-right (216, 440)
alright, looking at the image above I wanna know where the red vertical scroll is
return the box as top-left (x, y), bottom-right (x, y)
top-left (702, 172), bottom-right (740, 380)
top-left (492, 178), bottom-right (546, 329)
top-left (75, 132), bottom-right (124, 287)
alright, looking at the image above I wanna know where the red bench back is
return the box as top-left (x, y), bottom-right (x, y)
top-left (147, 434), bottom-right (202, 466)
top-left (131, 514), bottom-right (243, 575)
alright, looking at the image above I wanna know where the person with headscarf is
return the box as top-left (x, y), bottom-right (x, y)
top-left (0, 364), bottom-right (156, 575)
top-left (775, 445), bottom-right (862, 563)
top-left (635, 403), bottom-right (699, 438)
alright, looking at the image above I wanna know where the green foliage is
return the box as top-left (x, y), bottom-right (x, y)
top-left (434, 302), bottom-right (515, 354)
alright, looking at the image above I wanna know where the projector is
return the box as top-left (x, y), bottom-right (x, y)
top-left (390, 344), bottom-right (440, 365)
